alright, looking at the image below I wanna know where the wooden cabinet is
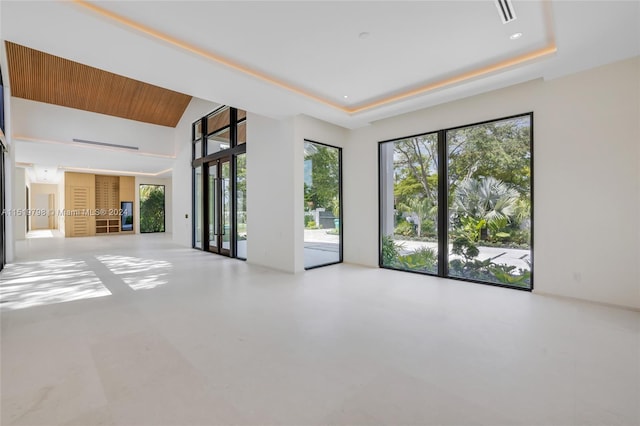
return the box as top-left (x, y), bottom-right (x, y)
top-left (64, 172), bottom-right (135, 237)
top-left (96, 218), bottom-right (121, 234)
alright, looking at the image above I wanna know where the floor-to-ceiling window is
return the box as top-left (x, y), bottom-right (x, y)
top-left (304, 140), bottom-right (342, 269)
top-left (379, 113), bottom-right (532, 290)
top-left (194, 166), bottom-right (203, 249)
top-left (380, 132), bottom-right (439, 274)
top-left (236, 153), bottom-right (247, 260)
top-left (139, 184), bottom-right (166, 233)
top-left (192, 106), bottom-right (247, 259)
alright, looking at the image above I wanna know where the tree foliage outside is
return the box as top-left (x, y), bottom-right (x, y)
top-left (140, 185), bottom-right (165, 233)
top-left (304, 142), bottom-right (340, 226)
top-left (392, 133), bottom-right (439, 239)
top-left (236, 154), bottom-right (247, 239)
top-left (382, 116), bottom-right (532, 287)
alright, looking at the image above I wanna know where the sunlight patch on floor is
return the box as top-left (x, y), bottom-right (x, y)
top-left (26, 230), bottom-right (55, 239)
top-left (96, 255), bottom-right (172, 290)
top-left (0, 259), bottom-right (111, 311)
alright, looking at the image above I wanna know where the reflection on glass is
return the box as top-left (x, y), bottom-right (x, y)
top-left (194, 120), bottom-right (202, 140)
top-left (447, 115), bottom-right (532, 289)
top-left (379, 134), bottom-right (439, 274)
top-left (222, 161), bottom-right (230, 251)
top-left (194, 140), bottom-right (201, 159)
top-left (208, 164), bottom-right (217, 248)
top-left (237, 121), bottom-right (246, 145)
top-left (236, 154), bottom-right (247, 259)
top-left (303, 141), bottom-right (341, 269)
top-left (121, 202), bottom-right (133, 231)
top-left (207, 131), bottom-right (230, 155)
top-left (194, 167), bottom-right (202, 248)
top-left (207, 107), bottom-right (230, 134)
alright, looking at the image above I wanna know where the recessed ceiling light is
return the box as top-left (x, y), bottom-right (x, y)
top-left (510, 32), bottom-right (523, 40)
top-left (358, 32), bottom-right (370, 39)
top-left (343, 95), bottom-right (348, 99)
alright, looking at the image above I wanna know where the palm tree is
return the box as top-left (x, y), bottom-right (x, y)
top-left (397, 196), bottom-right (437, 237)
top-left (452, 176), bottom-right (519, 239)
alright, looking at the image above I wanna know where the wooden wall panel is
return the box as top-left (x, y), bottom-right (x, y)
top-left (95, 175), bottom-right (120, 219)
top-left (119, 176), bottom-right (135, 203)
top-left (64, 172), bottom-right (96, 237)
top-left (119, 176), bottom-right (135, 234)
top-left (6, 42), bottom-right (192, 127)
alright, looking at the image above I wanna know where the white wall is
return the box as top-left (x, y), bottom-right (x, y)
top-left (29, 183), bottom-right (58, 229)
top-left (244, 113), bottom-right (348, 273)
top-left (135, 176), bottom-right (172, 234)
top-left (344, 56), bottom-right (640, 310)
top-left (171, 97), bottom-right (218, 247)
top-left (12, 167), bottom-right (26, 240)
top-left (11, 98), bottom-right (176, 156)
top-left (246, 113), bottom-right (297, 272)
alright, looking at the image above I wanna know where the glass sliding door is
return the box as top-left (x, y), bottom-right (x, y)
top-left (304, 140), bottom-right (342, 269)
top-left (379, 133), bottom-right (439, 274)
top-left (447, 115), bottom-right (532, 288)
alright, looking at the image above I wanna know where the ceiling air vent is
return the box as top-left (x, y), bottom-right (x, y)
top-left (495, 0), bottom-right (517, 24)
top-left (72, 138), bottom-right (139, 151)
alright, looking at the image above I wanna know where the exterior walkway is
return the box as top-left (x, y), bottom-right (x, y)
top-left (303, 229), bottom-right (530, 269)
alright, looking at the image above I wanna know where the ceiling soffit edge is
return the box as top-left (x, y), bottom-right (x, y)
top-left (71, 0), bottom-right (557, 116)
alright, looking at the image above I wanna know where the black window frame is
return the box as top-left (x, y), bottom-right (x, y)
top-left (378, 112), bottom-right (534, 291)
top-left (139, 184), bottom-right (166, 234)
top-left (191, 106), bottom-right (247, 259)
top-left (303, 139), bottom-right (343, 270)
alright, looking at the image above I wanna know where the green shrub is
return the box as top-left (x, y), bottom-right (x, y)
top-left (398, 247), bottom-right (437, 273)
top-left (419, 219), bottom-right (436, 237)
top-left (381, 235), bottom-right (402, 267)
top-left (304, 215), bottom-right (315, 226)
top-left (394, 221), bottom-right (416, 237)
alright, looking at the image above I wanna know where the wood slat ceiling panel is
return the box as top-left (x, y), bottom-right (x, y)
top-left (5, 41), bottom-right (192, 127)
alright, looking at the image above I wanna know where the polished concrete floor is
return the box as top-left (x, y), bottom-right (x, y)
top-left (1, 233), bottom-right (639, 425)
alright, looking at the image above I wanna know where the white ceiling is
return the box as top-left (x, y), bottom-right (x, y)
top-left (16, 139), bottom-right (175, 180)
top-left (1, 0), bottom-right (639, 182)
top-left (2, 1), bottom-right (639, 129)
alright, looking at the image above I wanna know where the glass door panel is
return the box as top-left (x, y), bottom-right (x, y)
top-left (303, 141), bottom-right (342, 269)
top-left (235, 154), bottom-right (247, 259)
top-left (221, 161), bottom-right (231, 252)
top-left (206, 157), bottom-right (231, 256)
top-left (194, 167), bottom-right (203, 249)
top-left (208, 163), bottom-right (218, 251)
